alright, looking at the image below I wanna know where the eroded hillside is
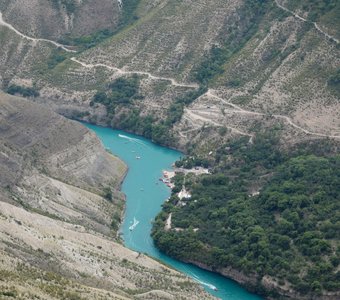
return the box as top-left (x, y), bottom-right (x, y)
top-left (0, 93), bottom-right (212, 299)
top-left (0, 0), bottom-right (338, 152)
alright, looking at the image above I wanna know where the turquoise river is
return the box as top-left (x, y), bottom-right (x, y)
top-left (84, 123), bottom-right (262, 300)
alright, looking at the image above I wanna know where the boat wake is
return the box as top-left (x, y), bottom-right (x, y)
top-left (118, 134), bottom-right (147, 146)
top-left (129, 217), bottom-right (139, 231)
top-left (192, 274), bottom-right (218, 291)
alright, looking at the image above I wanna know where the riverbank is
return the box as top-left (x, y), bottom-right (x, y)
top-left (152, 135), bottom-right (340, 299)
top-left (187, 259), bottom-right (340, 300)
top-left (84, 123), bottom-right (263, 300)
top-left (0, 93), bottom-right (214, 299)
top-left (81, 120), bottom-right (263, 299)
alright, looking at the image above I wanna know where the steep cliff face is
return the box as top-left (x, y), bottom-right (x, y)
top-left (0, 93), bottom-right (212, 299)
top-left (188, 260), bottom-right (338, 300)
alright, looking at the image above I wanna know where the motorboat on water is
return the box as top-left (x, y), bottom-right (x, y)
top-left (129, 218), bottom-right (139, 231)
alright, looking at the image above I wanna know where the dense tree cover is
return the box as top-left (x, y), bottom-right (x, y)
top-left (111, 109), bottom-right (176, 146)
top-left (92, 76), bottom-right (142, 115)
top-left (47, 48), bottom-right (68, 69)
top-left (175, 155), bottom-right (210, 169)
top-left (92, 76), bottom-right (177, 145)
top-left (65, 28), bottom-right (114, 50)
top-left (6, 85), bottom-right (39, 98)
top-left (329, 69), bottom-right (340, 85)
top-left (152, 133), bottom-right (340, 297)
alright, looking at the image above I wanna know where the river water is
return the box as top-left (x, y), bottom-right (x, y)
top-left (84, 123), bottom-right (262, 300)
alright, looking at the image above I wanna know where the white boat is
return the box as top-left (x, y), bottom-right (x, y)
top-left (192, 274), bottom-right (218, 292)
top-left (129, 217), bottom-right (139, 231)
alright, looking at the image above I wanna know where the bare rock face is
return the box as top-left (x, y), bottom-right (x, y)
top-left (0, 0), bottom-right (121, 40)
top-left (0, 93), bottom-right (213, 299)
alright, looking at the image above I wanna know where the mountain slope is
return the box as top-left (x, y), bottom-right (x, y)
top-left (0, 92), bottom-right (212, 300)
top-left (0, 0), bottom-right (338, 147)
top-left (0, 0), bottom-right (339, 299)
top-left (0, 0), bottom-right (120, 40)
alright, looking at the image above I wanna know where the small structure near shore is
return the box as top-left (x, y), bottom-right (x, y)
top-left (159, 170), bottom-right (175, 188)
top-left (178, 186), bottom-right (191, 200)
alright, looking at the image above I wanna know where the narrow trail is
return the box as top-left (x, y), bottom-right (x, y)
top-left (206, 90), bottom-right (250, 112)
top-left (184, 108), bottom-right (253, 138)
top-left (0, 9), bottom-right (196, 88)
top-left (71, 57), bottom-right (121, 72)
top-left (70, 57), bottom-right (199, 88)
top-left (185, 109), bottom-right (221, 127)
top-left (0, 12), bottom-right (76, 52)
top-left (205, 90), bottom-right (340, 139)
top-left (274, 0), bottom-right (339, 44)
top-left (0, 9), bottom-right (338, 140)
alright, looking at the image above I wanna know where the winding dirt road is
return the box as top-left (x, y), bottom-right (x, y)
top-left (184, 108), bottom-right (254, 138)
top-left (70, 57), bottom-right (199, 88)
top-left (274, 0), bottom-right (339, 44)
top-left (0, 12), bottom-right (76, 52)
top-left (205, 90), bottom-right (340, 139)
top-left (0, 9), bottom-right (338, 140)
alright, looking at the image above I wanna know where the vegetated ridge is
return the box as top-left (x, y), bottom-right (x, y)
top-left (153, 132), bottom-right (340, 299)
